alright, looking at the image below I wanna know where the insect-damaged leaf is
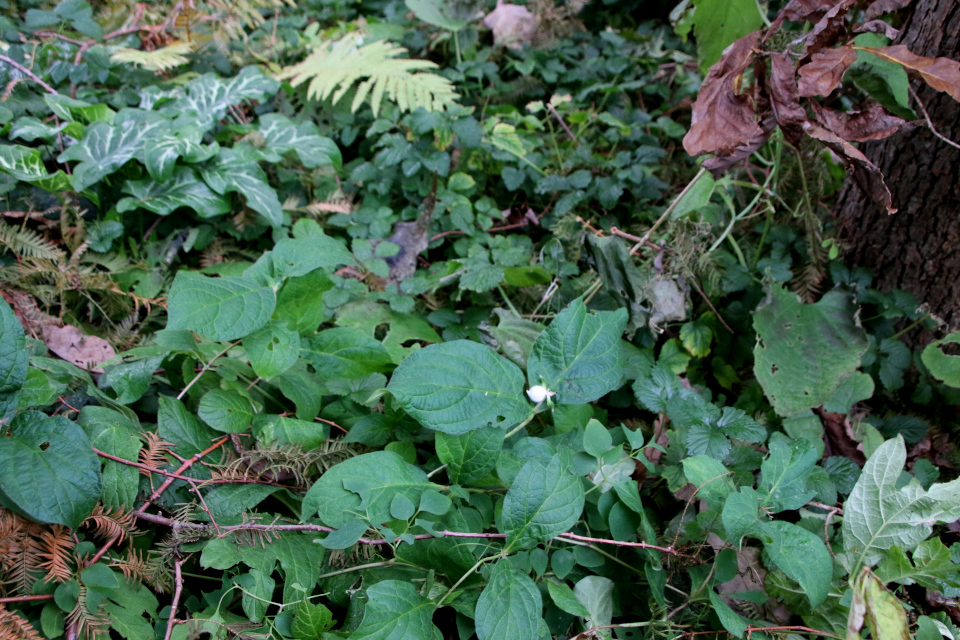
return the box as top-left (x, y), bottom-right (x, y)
top-left (798, 45), bottom-right (858, 96)
top-left (861, 45), bottom-right (960, 101)
top-left (683, 33), bottom-right (763, 158)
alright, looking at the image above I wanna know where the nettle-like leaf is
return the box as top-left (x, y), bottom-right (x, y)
top-left (501, 453), bottom-right (585, 550)
top-left (668, 390), bottom-right (765, 459)
top-left (0, 296), bottom-right (28, 420)
top-left (527, 299), bottom-right (628, 404)
top-left (475, 561), bottom-right (544, 640)
top-left (351, 580), bottom-right (442, 640)
top-left (875, 537), bottom-right (960, 589)
top-left (0, 411), bottom-right (101, 529)
top-left (387, 340), bottom-right (531, 434)
top-left (302, 451), bottom-right (437, 529)
top-left (754, 285), bottom-right (871, 416)
top-left (301, 327), bottom-right (393, 380)
top-left (757, 432), bottom-right (818, 512)
top-left (842, 435), bottom-right (960, 568)
top-left (167, 271), bottom-right (277, 342)
top-left (278, 32), bottom-right (459, 116)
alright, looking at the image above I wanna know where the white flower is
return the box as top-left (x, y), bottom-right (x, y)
top-left (526, 385), bottom-right (555, 403)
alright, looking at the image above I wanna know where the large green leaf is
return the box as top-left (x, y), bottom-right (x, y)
top-left (0, 411), bottom-right (101, 529)
top-left (166, 67), bottom-right (280, 132)
top-left (435, 427), bottom-right (504, 484)
top-left (258, 114), bottom-right (342, 169)
top-left (271, 236), bottom-right (355, 278)
top-left (691, 0), bottom-right (764, 72)
top-left (292, 600), bottom-right (335, 640)
top-left (198, 389), bottom-right (254, 434)
top-left (117, 168), bottom-right (231, 217)
top-left (167, 271), bottom-right (276, 342)
top-left (842, 435), bottom-right (960, 568)
top-left (920, 331), bottom-right (960, 388)
top-left (301, 327), bottom-right (393, 380)
top-left (387, 340), bottom-right (530, 434)
top-left (574, 576), bottom-right (615, 635)
top-left (753, 286), bottom-right (870, 416)
top-left (77, 406), bottom-right (141, 510)
top-left (0, 145), bottom-right (72, 191)
top-left (527, 299), bottom-right (627, 404)
top-left (252, 414), bottom-right (327, 449)
top-left (758, 433), bottom-right (818, 512)
top-left (157, 396), bottom-right (219, 458)
top-left (0, 296), bottom-right (27, 420)
top-left (351, 580), bottom-right (442, 640)
top-left (302, 451), bottom-right (436, 528)
top-left (681, 455), bottom-right (734, 510)
top-left (475, 561), bottom-right (544, 640)
top-left (753, 520), bottom-right (832, 607)
top-left (201, 150), bottom-right (283, 227)
top-left (501, 453), bottom-right (585, 551)
top-left (243, 320), bottom-right (300, 379)
top-left (274, 269), bottom-right (334, 334)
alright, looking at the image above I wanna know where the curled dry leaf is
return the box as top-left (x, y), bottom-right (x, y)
top-left (813, 102), bottom-right (910, 141)
top-left (798, 45), bottom-right (858, 96)
top-left (802, 0), bottom-right (856, 58)
top-left (482, 0), bottom-right (538, 50)
top-left (41, 324), bottom-right (116, 373)
top-left (768, 52), bottom-right (807, 143)
top-left (683, 33), bottom-right (762, 158)
top-left (803, 121), bottom-right (897, 214)
top-left (861, 45), bottom-right (960, 101)
top-left (782, 0), bottom-right (847, 22)
top-left (854, 20), bottom-right (900, 40)
top-left (865, 0), bottom-right (913, 20)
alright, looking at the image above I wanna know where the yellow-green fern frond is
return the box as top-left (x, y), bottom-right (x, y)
top-left (278, 33), bottom-right (459, 116)
top-left (110, 42), bottom-right (193, 72)
top-left (0, 221), bottom-right (64, 260)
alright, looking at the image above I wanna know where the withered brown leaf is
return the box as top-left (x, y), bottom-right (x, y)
top-left (802, 0), bottom-right (857, 58)
top-left (768, 52), bottom-right (807, 143)
top-left (803, 121), bottom-right (897, 214)
top-left (861, 45), bottom-right (960, 101)
top-left (854, 20), bottom-right (900, 40)
top-left (865, 0), bottom-right (913, 20)
top-left (813, 102), bottom-right (909, 141)
top-left (41, 324), bottom-right (116, 373)
top-left (798, 45), bottom-right (858, 96)
top-left (683, 33), bottom-right (762, 158)
top-left (782, 0), bottom-right (842, 22)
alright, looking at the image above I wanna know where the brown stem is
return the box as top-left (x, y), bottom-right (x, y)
top-left (689, 276), bottom-right (734, 334)
top-left (163, 558), bottom-right (185, 640)
top-left (547, 103), bottom-right (579, 145)
top-left (0, 594), bottom-right (55, 604)
top-left (0, 54), bottom-right (58, 94)
top-left (910, 85), bottom-right (960, 152)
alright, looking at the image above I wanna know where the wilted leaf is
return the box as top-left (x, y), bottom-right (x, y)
top-left (482, 1), bottom-right (537, 50)
top-left (813, 103), bottom-right (908, 141)
top-left (861, 45), bottom-right (960, 101)
top-left (802, 0), bottom-right (856, 58)
top-left (865, 0), bottom-right (914, 19)
top-left (42, 324), bottom-right (116, 373)
top-left (782, 0), bottom-right (839, 22)
top-left (854, 20), bottom-right (900, 39)
top-left (768, 52), bottom-right (807, 143)
top-left (798, 45), bottom-right (858, 96)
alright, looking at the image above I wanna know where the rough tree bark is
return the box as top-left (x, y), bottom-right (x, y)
top-left (836, 0), bottom-right (960, 331)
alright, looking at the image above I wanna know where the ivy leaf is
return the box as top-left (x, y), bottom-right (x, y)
top-left (527, 299), bottom-right (627, 404)
top-left (302, 451), bottom-right (436, 528)
top-left (842, 435), bottom-right (960, 568)
top-left (167, 271), bottom-right (276, 342)
top-left (753, 520), bottom-right (832, 607)
top-left (292, 600), bottom-right (335, 640)
top-left (435, 427), bottom-right (504, 484)
top-left (876, 538), bottom-right (960, 589)
top-left (0, 296), bottom-right (28, 420)
top-left (758, 433), bottom-right (818, 512)
top-left (387, 340), bottom-right (530, 434)
top-left (501, 453), bottom-right (585, 550)
top-left (198, 390), bottom-right (254, 434)
top-left (351, 580), bottom-right (442, 640)
top-left (475, 561), bottom-right (544, 640)
top-left (77, 407), bottom-right (141, 510)
top-left (117, 168), bottom-right (231, 218)
top-left (0, 411), bottom-right (101, 529)
top-left (302, 328), bottom-right (393, 381)
top-left (243, 320), bottom-right (300, 379)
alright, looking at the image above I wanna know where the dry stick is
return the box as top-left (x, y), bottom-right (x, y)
top-left (689, 276), bottom-right (734, 333)
top-left (0, 594), bottom-right (55, 604)
top-left (0, 54), bottom-right (58, 94)
top-left (910, 85), bottom-right (960, 152)
top-left (163, 558), bottom-right (186, 640)
top-left (547, 103), bottom-right (579, 145)
top-left (629, 167), bottom-right (708, 255)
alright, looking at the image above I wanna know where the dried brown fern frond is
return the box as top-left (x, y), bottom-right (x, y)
top-left (66, 584), bottom-right (110, 640)
top-left (0, 508), bottom-right (46, 594)
top-left (81, 506), bottom-right (138, 545)
top-left (0, 605), bottom-right (43, 640)
top-left (110, 548), bottom-right (171, 594)
top-left (139, 431), bottom-right (174, 477)
top-left (218, 440), bottom-right (358, 487)
top-left (791, 262), bottom-right (825, 303)
top-left (36, 526), bottom-right (76, 584)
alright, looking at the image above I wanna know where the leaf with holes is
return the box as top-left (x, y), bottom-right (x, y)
top-left (243, 320), bottom-right (300, 379)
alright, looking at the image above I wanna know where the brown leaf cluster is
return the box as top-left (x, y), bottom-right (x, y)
top-left (0, 606), bottom-right (43, 640)
top-left (0, 508), bottom-right (75, 593)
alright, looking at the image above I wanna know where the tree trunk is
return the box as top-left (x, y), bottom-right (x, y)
top-left (835, 0), bottom-right (960, 331)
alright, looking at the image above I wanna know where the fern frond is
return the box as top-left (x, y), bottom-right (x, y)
top-left (110, 42), bottom-right (194, 72)
top-left (0, 508), bottom-right (46, 594)
top-left (139, 432), bottom-right (173, 478)
top-left (36, 526), bottom-right (75, 584)
top-left (0, 605), bottom-right (43, 640)
top-left (82, 506), bottom-right (138, 544)
top-left (0, 221), bottom-right (64, 260)
top-left (278, 33), bottom-right (459, 116)
top-left (66, 584), bottom-right (109, 640)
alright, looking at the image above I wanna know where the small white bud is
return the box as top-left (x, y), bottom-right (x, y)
top-left (526, 385), bottom-right (555, 403)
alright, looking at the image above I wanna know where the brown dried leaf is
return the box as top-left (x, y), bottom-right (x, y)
top-left (865, 0), bottom-right (912, 20)
top-left (768, 52), bottom-right (807, 143)
top-left (861, 45), bottom-right (960, 101)
top-left (41, 324), bottom-right (116, 373)
top-left (798, 45), bottom-right (858, 96)
top-left (803, 121), bottom-right (897, 213)
top-left (813, 102), bottom-right (910, 141)
top-left (782, 0), bottom-right (841, 22)
top-left (482, 0), bottom-right (538, 50)
top-left (683, 33), bottom-right (762, 158)
top-left (803, 0), bottom-right (856, 58)
top-left (854, 20), bottom-right (900, 39)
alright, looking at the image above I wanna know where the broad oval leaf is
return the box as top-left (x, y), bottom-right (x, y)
top-left (527, 299), bottom-right (627, 404)
top-left (501, 453), bottom-right (585, 550)
top-left (476, 560), bottom-right (543, 640)
top-left (167, 271), bottom-right (276, 342)
top-left (198, 389), bottom-right (255, 434)
top-left (387, 340), bottom-right (530, 434)
top-left (77, 406), bottom-right (141, 510)
top-left (302, 327), bottom-right (393, 381)
top-left (0, 411), bottom-right (101, 529)
top-left (243, 320), bottom-right (300, 379)
top-left (435, 427), bottom-right (504, 485)
top-left (351, 580), bottom-right (442, 640)
top-left (753, 520), bottom-right (832, 607)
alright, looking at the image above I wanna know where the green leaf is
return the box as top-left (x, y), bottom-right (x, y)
top-left (352, 580), bottom-right (442, 640)
top-left (435, 427), bottom-right (504, 484)
top-left (527, 299), bottom-right (628, 404)
top-left (722, 487), bottom-right (760, 546)
top-left (292, 600), bottom-right (335, 640)
top-left (387, 340), bottom-right (530, 434)
top-left (201, 152), bottom-right (283, 227)
top-left (58, 115), bottom-right (169, 191)
top-left (0, 145), bottom-right (72, 191)
top-left (302, 451), bottom-right (435, 528)
top-left (270, 236), bottom-right (355, 279)
top-left (583, 418), bottom-right (613, 458)
top-left (691, 0), bottom-right (764, 72)
top-left (0, 411), bottom-right (101, 529)
top-left (681, 455), bottom-right (734, 510)
top-left (157, 396), bottom-right (219, 458)
top-left (758, 433), bottom-right (818, 512)
top-left (921, 331), bottom-right (960, 388)
top-left (259, 114), bottom-right (342, 170)
top-left (167, 272), bottom-right (276, 342)
top-left (203, 484), bottom-right (279, 519)
top-left (547, 580), bottom-right (590, 618)
top-left (244, 320), bottom-right (300, 379)
top-left (476, 561), bottom-right (544, 640)
top-left (0, 296), bottom-right (27, 420)
top-left (273, 534), bottom-right (326, 603)
top-left (405, 0), bottom-right (469, 30)
top-left (80, 563), bottom-right (119, 589)
top-left (236, 568), bottom-right (275, 623)
top-left (876, 538), bottom-right (960, 589)
top-left (680, 319), bottom-right (713, 357)
top-left (753, 520), bottom-right (832, 607)
top-left (252, 414), bottom-right (327, 450)
top-left (198, 389), bottom-right (254, 434)
top-left (850, 567), bottom-right (911, 640)
top-left (502, 453), bottom-right (585, 550)
top-left (117, 168), bottom-right (231, 218)
top-left (574, 576), bottom-right (614, 634)
top-left (166, 67), bottom-right (280, 132)
top-left (77, 406), bottom-right (141, 510)
top-left (274, 269), bottom-right (334, 334)
top-left (302, 327), bottom-right (393, 380)
top-left (709, 590), bottom-right (751, 639)
top-left (842, 435), bottom-right (960, 568)
top-left (753, 286), bottom-right (870, 416)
